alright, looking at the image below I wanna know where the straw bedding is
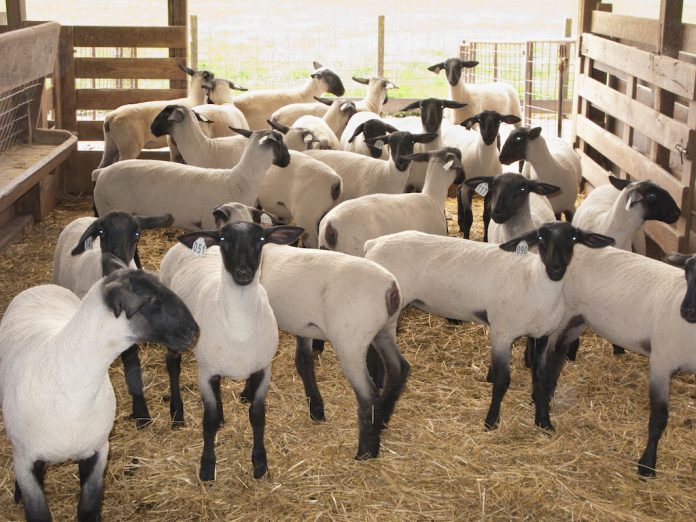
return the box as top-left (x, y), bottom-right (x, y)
top-left (0, 194), bottom-right (695, 521)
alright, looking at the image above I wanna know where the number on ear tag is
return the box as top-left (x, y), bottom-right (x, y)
top-left (475, 183), bottom-right (489, 197)
top-left (516, 240), bottom-right (528, 256)
top-left (192, 237), bottom-right (207, 256)
top-left (303, 134), bottom-right (313, 143)
top-left (443, 160), bottom-right (454, 171)
top-left (84, 237), bottom-right (94, 251)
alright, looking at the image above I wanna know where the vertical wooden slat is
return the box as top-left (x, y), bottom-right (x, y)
top-left (168, 0), bottom-right (188, 90)
top-left (377, 15), bottom-right (385, 78)
top-left (57, 26), bottom-right (77, 133)
top-left (620, 75), bottom-right (637, 181)
top-left (190, 14), bottom-right (198, 70)
top-left (493, 43), bottom-right (498, 82)
top-left (524, 41), bottom-right (534, 125)
top-left (6, 0), bottom-right (26, 28)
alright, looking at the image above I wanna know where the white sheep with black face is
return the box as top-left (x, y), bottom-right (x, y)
top-left (231, 61), bottom-right (345, 130)
top-left (159, 221), bottom-right (303, 481)
top-left (0, 256), bottom-right (198, 522)
top-left (98, 65), bottom-right (213, 167)
top-left (427, 57), bottom-right (522, 126)
top-left (340, 112), bottom-right (398, 160)
top-left (92, 129), bottom-right (290, 231)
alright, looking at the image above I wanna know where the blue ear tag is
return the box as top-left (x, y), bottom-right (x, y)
top-left (516, 241), bottom-right (528, 256)
top-left (191, 237), bottom-right (207, 256)
top-left (84, 237), bottom-right (94, 251)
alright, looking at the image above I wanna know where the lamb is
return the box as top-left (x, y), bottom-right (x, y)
top-left (339, 111), bottom-right (398, 159)
top-left (159, 221), bottom-right (303, 481)
top-left (98, 64), bottom-right (213, 167)
top-left (318, 148), bottom-right (464, 256)
top-left (531, 245), bottom-right (696, 478)
top-left (499, 126), bottom-right (581, 221)
top-left (213, 202), bottom-right (410, 459)
top-left (443, 110), bottom-right (521, 239)
top-left (364, 223), bottom-right (613, 431)
top-left (396, 98), bottom-right (467, 193)
top-left (92, 129), bottom-right (290, 230)
top-left (463, 173), bottom-right (559, 245)
top-left (306, 131), bottom-right (438, 203)
top-left (52, 211), bottom-right (174, 428)
top-left (291, 97), bottom-right (357, 149)
top-left (231, 61), bottom-right (345, 130)
top-left (0, 254), bottom-right (198, 522)
top-left (267, 119), bottom-right (320, 151)
top-left (149, 107), bottom-right (341, 248)
top-left (427, 57), bottom-right (522, 126)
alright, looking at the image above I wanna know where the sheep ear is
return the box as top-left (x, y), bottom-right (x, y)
top-left (212, 206), bottom-right (232, 227)
top-left (352, 76), bottom-right (370, 85)
top-left (461, 116), bottom-right (478, 130)
top-left (461, 60), bottom-right (479, 69)
top-left (529, 127), bottom-right (542, 139)
top-left (384, 123), bottom-right (399, 133)
top-left (228, 80), bottom-right (247, 91)
top-left (528, 181), bottom-right (561, 196)
top-left (71, 219), bottom-right (101, 255)
top-left (501, 114), bottom-right (521, 125)
top-left (348, 123), bottom-right (366, 143)
top-left (575, 229), bottom-right (615, 249)
top-left (313, 61), bottom-right (323, 70)
top-left (499, 230), bottom-right (540, 252)
top-left (263, 225), bottom-right (305, 246)
top-left (664, 252), bottom-right (692, 267)
top-left (192, 111), bottom-right (213, 123)
top-left (168, 107), bottom-right (186, 123)
top-left (400, 152), bottom-right (430, 162)
top-left (267, 119), bottom-right (289, 134)
top-left (415, 133), bottom-right (439, 144)
top-left (101, 253), bottom-right (128, 276)
top-left (463, 176), bottom-right (494, 190)
top-left (608, 175), bottom-right (632, 191)
top-left (104, 278), bottom-right (146, 320)
top-left (400, 100), bottom-right (421, 112)
top-left (313, 96), bottom-right (334, 106)
top-left (178, 63), bottom-right (195, 76)
top-left (177, 231), bottom-right (220, 250)
top-left (230, 127), bottom-right (252, 138)
top-left (427, 62), bottom-right (445, 74)
top-left (340, 101), bottom-right (356, 114)
top-left (249, 207), bottom-right (283, 226)
top-left (365, 134), bottom-right (389, 144)
top-left (137, 213), bottom-right (174, 230)
top-left (385, 81), bottom-right (398, 89)
top-left (443, 100), bottom-right (467, 109)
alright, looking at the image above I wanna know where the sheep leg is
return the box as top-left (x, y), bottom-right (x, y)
top-left (14, 457), bottom-right (50, 522)
top-left (533, 334), bottom-right (569, 431)
top-left (294, 336), bottom-right (325, 421)
top-left (165, 350), bottom-right (184, 427)
top-left (120, 344), bottom-right (151, 428)
top-left (312, 339), bottom-right (326, 354)
top-left (246, 368), bottom-right (271, 479)
top-left (565, 338), bottom-right (580, 361)
top-left (613, 345), bottom-right (626, 355)
top-left (77, 444), bottom-right (108, 522)
top-left (638, 367), bottom-right (671, 478)
top-left (133, 248), bottom-right (143, 270)
top-left (112, 138), bottom-right (142, 162)
top-left (524, 337), bottom-right (535, 368)
top-left (366, 343), bottom-right (385, 390)
top-left (199, 375), bottom-right (222, 482)
top-left (562, 209), bottom-right (574, 222)
top-left (210, 375), bottom-right (225, 427)
top-left (484, 337), bottom-right (513, 430)
top-left (456, 185), bottom-right (474, 239)
top-left (482, 192), bottom-right (492, 242)
top-left (97, 132), bottom-right (119, 168)
top-left (371, 329), bottom-right (410, 427)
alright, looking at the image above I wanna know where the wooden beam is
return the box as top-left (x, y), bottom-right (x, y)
top-left (168, 0), bottom-right (188, 90)
top-left (76, 88), bottom-right (187, 110)
top-left (591, 12), bottom-right (659, 49)
top-left (645, 219), bottom-right (680, 253)
top-left (57, 26), bottom-right (77, 132)
top-left (577, 0), bottom-right (602, 35)
top-left (578, 149), bottom-right (612, 187)
top-left (581, 33), bottom-right (696, 100)
top-left (0, 22), bottom-right (61, 93)
top-left (5, 0), bottom-right (26, 28)
top-left (72, 26), bottom-right (187, 48)
top-left (75, 57), bottom-right (186, 80)
top-left (683, 23), bottom-right (696, 55)
top-left (77, 121), bottom-right (108, 141)
top-left (576, 115), bottom-right (687, 207)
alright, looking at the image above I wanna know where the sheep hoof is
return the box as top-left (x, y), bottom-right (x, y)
top-left (171, 418), bottom-right (185, 430)
top-left (133, 416), bottom-right (153, 429)
top-left (612, 344), bottom-right (626, 355)
top-left (354, 449), bottom-right (378, 460)
top-left (637, 463), bottom-right (656, 479)
top-left (252, 462), bottom-right (268, 479)
top-left (199, 460), bottom-right (216, 482)
top-left (309, 403), bottom-right (325, 422)
top-left (483, 417), bottom-right (499, 431)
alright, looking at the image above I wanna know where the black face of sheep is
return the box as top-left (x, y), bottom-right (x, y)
top-left (427, 57), bottom-right (479, 86)
top-left (258, 130), bottom-right (291, 168)
top-left (366, 131), bottom-right (438, 172)
top-left (348, 119), bottom-right (400, 158)
top-left (462, 111), bottom-right (522, 146)
top-left (608, 176), bottom-right (681, 224)
top-left (102, 264), bottom-right (200, 351)
top-left (400, 98), bottom-right (467, 134)
top-left (71, 211), bottom-right (173, 266)
top-left (664, 253), bottom-right (696, 322)
top-left (500, 222), bottom-right (614, 281)
top-left (465, 173), bottom-right (559, 224)
top-left (212, 202), bottom-right (286, 229)
top-left (499, 126), bottom-right (542, 164)
top-left (151, 105), bottom-right (211, 137)
top-left (311, 62), bottom-right (345, 97)
top-left (178, 223), bottom-right (304, 286)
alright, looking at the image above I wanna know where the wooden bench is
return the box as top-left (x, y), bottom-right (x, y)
top-left (0, 21), bottom-right (77, 253)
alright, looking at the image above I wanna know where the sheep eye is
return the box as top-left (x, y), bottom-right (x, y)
top-left (515, 135), bottom-right (523, 141)
top-left (218, 237), bottom-right (225, 242)
top-left (572, 236), bottom-right (577, 241)
top-left (134, 231), bottom-right (140, 238)
top-left (98, 229), bottom-right (104, 236)
top-left (520, 186), bottom-right (526, 191)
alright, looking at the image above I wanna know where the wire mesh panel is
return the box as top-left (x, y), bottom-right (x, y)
top-left (0, 80), bottom-right (43, 152)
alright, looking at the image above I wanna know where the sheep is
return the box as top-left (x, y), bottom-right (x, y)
top-left (213, 202), bottom-right (410, 459)
top-left (463, 173), bottom-right (559, 245)
top-left (306, 131), bottom-right (438, 203)
top-left (0, 254), bottom-right (198, 522)
top-left (396, 98), bottom-right (467, 193)
top-left (149, 107), bottom-right (341, 248)
top-left (364, 223), bottom-right (614, 431)
top-left (427, 57), bottom-right (522, 126)
top-left (98, 64), bottom-right (213, 167)
top-left (499, 126), bottom-right (581, 221)
top-left (231, 61), bottom-right (345, 130)
top-left (159, 221), bottom-right (303, 481)
top-left (318, 148), bottom-right (464, 257)
top-left (291, 97), bottom-right (357, 149)
top-left (267, 119), bottom-right (320, 151)
top-left (531, 245), bottom-right (696, 478)
top-left (92, 129), bottom-right (290, 231)
top-left (270, 101), bottom-right (331, 129)
top-left (443, 110), bottom-right (521, 239)
top-left (52, 211), bottom-right (174, 429)
top-left (339, 111), bottom-right (398, 159)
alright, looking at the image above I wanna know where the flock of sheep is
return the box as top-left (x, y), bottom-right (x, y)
top-left (0, 57), bottom-right (693, 521)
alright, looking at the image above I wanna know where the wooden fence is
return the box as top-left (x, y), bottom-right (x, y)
top-left (573, 0), bottom-right (696, 254)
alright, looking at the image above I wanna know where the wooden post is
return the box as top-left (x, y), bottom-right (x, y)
top-left (493, 43), bottom-right (498, 82)
top-left (564, 17), bottom-right (572, 38)
top-left (57, 26), bottom-right (76, 133)
top-left (524, 41), bottom-right (533, 125)
top-left (190, 14), bottom-right (198, 70)
top-left (557, 42), bottom-right (568, 137)
top-left (6, 0), bottom-right (26, 28)
top-left (377, 15), bottom-right (385, 77)
top-left (168, 0), bottom-right (188, 90)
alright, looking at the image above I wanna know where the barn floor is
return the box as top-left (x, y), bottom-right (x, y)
top-left (1, 194), bottom-right (695, 521)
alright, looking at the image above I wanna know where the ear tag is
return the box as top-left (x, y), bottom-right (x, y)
top-left (260, 213), bottom-right (273, 226)
top-left (259, 135), bottom-right (270, 145)
top-left (340, 102), bottom-right (350, 111)
top-left (443, 160), bottom-right (454, 171)
top-left (516, 240), bottom-right (529, 256)
top-left (475, 183), bottom-right (489, 197)
top-left (84, 237), bottom-right (94, 251)
top-left (304, 134), bottom-right (313, 143)
top-left (191, 237), bottom-right (207, 256)
top-left (374, 140), bottom-right (384, 150)
top-left (625, 195), bottom-right (633, 212)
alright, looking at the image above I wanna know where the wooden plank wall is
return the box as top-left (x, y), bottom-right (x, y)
top-left (572, 0), bottom-right (696, 254)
